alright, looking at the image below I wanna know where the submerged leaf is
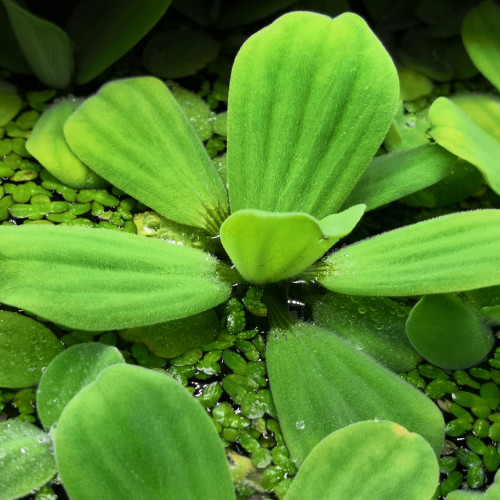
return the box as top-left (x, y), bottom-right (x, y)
top-left (0, 311), bottom-right (63, 388)
top-left (0, 419), bottom-right (56, 499)
top-left (312, 292), bottom-right (420, 372)
top-left (321, 210), bottom-right (500, 296)
top-left (406, 294), bottom-right (494, 370)
top-left (285, 421), bottom-right (439, 500)
top-left (55, 364), bottom-right (235, 500)
top-left (429, 95), bottom-right (500, 194)
top-left (462, 0), bottom-right (500, 91)
top-left (0, 225), bottom-right (231, 330)
top-left (64, 77), bottom-right (228, 234)
top-left (266, 323), bottom-right (444, 464)
top-left (26, 99), bottom-right (107, 189)
top-left (220, 206), bottom-right (364, 284)
top-left (227, 11), bottom-right (398, 217)
top-left (2, 0), bottom-right (73, 88)
top-left (37, 343), bottom-right (125, 429)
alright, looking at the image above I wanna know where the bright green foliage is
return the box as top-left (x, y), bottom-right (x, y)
top-left (406, 294), bottom-right (494, 370)
top-left (266, 323), bottom-right (445, 464)
top-left (342, 144), bottom-right (456, 211)
top-left (120, 310), bottom-right (220, 358)
top-left (37, 343), bottom-right (125, 428)
top-left (2, 0), bottom-right (73, 88)
top-left (26, 100), bottom-right (107, 189)
top-left (312, 292), bottom-right (421, 372)
top-left (321, 210), bottom-right (500, 296)
top-left (220, 206), bottom-right (365, 284)
top-left (429, 95), bottom-right (500, 194)
top-left (54, 364), bottom-right (235, 500)
top-left (0, 419), bottom-right (57, 500)
top-left (64, 77), bottom-right (228, 233)
top-left (0, 311), bottom-right (63, 388)
top-left (0, 225), bottom-right (231, 330)
top-left (447, 470), bottom-right (500, 499)
top-left (285, 421), bottom-right (439, 500)
top-left (66, 0), bottom-right (171, 84)
top-left (0, 81), bottom-right (23, 126)
top-left (227, 11), bottom-right (398, 217)
top-left (462, 0), bottom-right (500, 91)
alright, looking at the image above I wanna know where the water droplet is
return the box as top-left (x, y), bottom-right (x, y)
top-left (20, 448), bottom-right (26, 454)
top-left (296, 421), bottom-right (305, 430)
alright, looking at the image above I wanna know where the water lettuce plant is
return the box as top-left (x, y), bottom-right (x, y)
top-left (2, 8), bottom-right (500, 499)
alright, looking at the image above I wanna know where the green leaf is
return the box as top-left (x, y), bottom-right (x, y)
top-left (142, 25), bottom-right (219, 79)
top-left (0, 311), bottom-right (63, 388)
top-left (26, 100), bottom-right (107, 189)
top-left (429, 95), bottom-right (500, 194)
top-left (342, 144), bottom-right (456, 211)
top-left (0, 2), bottom-right (30, 74)
top-left (220, 206), bottom-right (365, 284)
top-left (0, 80), bottom-right (23, 126)
top-left (0, 225), bottom-right (231, 330)
top-left (64, 77), bottom-right (228, 234)
top-left (462, 0), bottom-right (500, 91)
top-left (37, 343), bottom-right (125, 429)
top-left (119, 310), bottom-right (220, 358)
top-left (227, 11), bottom-right (398, 217)
top-left (320, 210), bottom-right (500, 296)
top-left (406, 294), bottom-right (494, 370)
top-left (312, 292), bottom-right (421, 372)
top-left (66, 0), bottom-right (172, 84)
top-left (266, 323), bottom-right (444, 464)
top-left (0, 419), bottom-right (56, 500)
top-left (2, 0), bottom-right (73, 88)
top-left (55, 364), bottom-right (235, 500)
top-left (284, 421), bottom-right (439, 500)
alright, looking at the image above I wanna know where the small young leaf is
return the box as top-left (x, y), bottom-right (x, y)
top-left (462, 0), bottom-right (500, 91)
top-left (342, 144), bottom-right (456, 211)
top-left (37, 343), bottom-right (125, 429)
top-left (285, 421), bottom-right (439, 500)
top-left (429, 95), bottom-right (500, 194)
top-left (0, 311), bottom-right (63, 388)
top-left (66, 0), bottom-right (172, 84)
top-left (321, 210), bottom-right (500, 296)
top-left (55, 364), bottom-right (235, 500)
top-left (227, 11), bottom-right (398, 217)
top-left (64, 77), bottom-right (228, 233)
top-left (266, 323), bottom-right (444, 465)
top-left (26, 100), bottom-right (107, 189)
top-left (0, 225), bottom-right (231, 330)
top-left (406, 294), bottom-right (494, 370)
top-left (2, 0), bottom-right (73, 88)
top-left (312, 292), bottom-right (421, 372)
top-left (0, 419), bottom-right (56, 500)
top-left (220, 206), bottom-right (364, 284)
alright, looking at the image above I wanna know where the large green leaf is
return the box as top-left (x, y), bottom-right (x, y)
top-left (406, 294), bottom-right (494, 370)
top-left (26, 99), bottom-right (107, 189)
top-left (0, 311), bottom-right (63, 388)
top-left (227, 11), bottom-right (398, 217)
top-left (0, 419), bottom-right (56, 500)
top-left (37, 343), bottom-right (125, 429)
top-left (429, 95), bottom-right (500, 194)
top-left (266, 323), bottom-right (445, 465)
top-left (320, 210), bottom-right (500, 296)
top-left (312, 292), bottom-right (421, 372)
top-left (2, 0), bottom-right (73, 88)
top-left (0, 2), bottom-right (30, 74)
top-left (64, 77), bottom-right (228, 234)
top-left (0, 225), bottom-right (231, 330)
top-left (66, 0), bottom-right (171, 84)
top-left (462, 0), bottom-right (500, 91)
top-left (342, 144), bottom-right (456, 211)
top-left (220, 206), bottom-right (365, 284)
top-left (55, 364), bottom-right (235, 500)
top-left (285, 421), bottom-right (439, 500)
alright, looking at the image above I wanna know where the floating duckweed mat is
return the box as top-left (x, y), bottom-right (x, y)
top-left (1, 62), bottom-right (500, 500)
